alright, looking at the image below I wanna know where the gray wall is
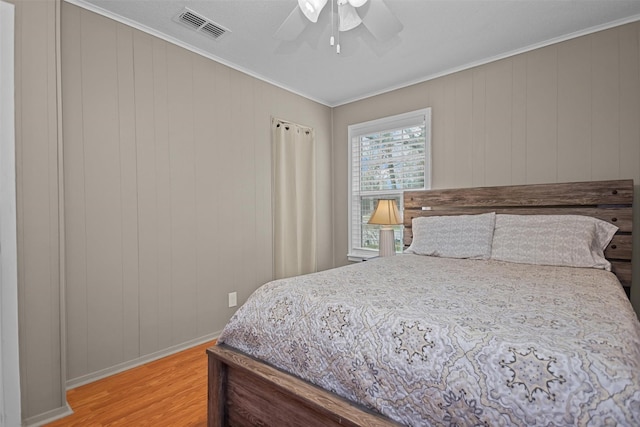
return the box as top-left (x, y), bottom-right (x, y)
top-left (332, 21), bottom-right (640, 315)
top-left (61, 2), bottom-right (333, 385)
top-left (10, 0), bottom-right (67, 423)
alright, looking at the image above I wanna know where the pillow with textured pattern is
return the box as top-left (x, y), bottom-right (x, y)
top-left (490, 214), bottom-right (617, 270)
top-left (405, 212), bottom-right (496, 259)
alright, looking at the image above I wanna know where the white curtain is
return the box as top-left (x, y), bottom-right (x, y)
top-left (272, 118), bottom-right (316, 279)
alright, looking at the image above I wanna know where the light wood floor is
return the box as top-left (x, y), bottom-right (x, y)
top-left (46, 340), bottom-right (215, 426)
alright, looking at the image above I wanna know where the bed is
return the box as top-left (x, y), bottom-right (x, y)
top-left (207, 179), bottom-right (638, 426)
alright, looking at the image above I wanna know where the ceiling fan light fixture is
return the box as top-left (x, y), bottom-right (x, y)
top-left (338, 2), bottom-right (362, 32)
top-left (347, 0), bottom-right (368, 7)
top-left (298, 0), bottom-right (328, 23)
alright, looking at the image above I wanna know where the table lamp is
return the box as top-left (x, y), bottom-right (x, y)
top-left (368, 199), bottom-right (401, 257)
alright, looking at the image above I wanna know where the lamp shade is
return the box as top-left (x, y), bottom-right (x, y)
top-left (298, 0), bottom-right (328, 23)
top-left (368, 199), bottom-right (401, 225)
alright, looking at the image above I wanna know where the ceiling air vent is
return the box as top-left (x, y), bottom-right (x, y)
top-left (175, 8), bottom-right (230, 40)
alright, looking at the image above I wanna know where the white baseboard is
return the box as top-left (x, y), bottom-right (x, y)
top-left (65, 332), bottom-right (221, 390)
top-left (23, 402), bottom-right (73, 427)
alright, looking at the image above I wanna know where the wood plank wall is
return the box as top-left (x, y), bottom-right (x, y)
top-left (332, 21), bottom-right (640, 315)
top-left (61, 3), bottom-right (332, 389)
top-left (9, 0), bottom-right (66, 422)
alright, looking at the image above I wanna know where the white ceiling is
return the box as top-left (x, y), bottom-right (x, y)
top-left (67, 0), bottom-right (640, 107)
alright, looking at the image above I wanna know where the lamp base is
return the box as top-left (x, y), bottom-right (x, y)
top-left (378, 227), bottom-right (396, 257)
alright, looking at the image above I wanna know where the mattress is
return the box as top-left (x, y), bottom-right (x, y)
top-left (217, 254), bottom-right (640, 426)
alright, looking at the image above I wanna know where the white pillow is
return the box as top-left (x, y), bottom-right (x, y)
top-left (490, 214), bottom-right (618, 271)
top-left (405, 212), bottom-right (496, 259)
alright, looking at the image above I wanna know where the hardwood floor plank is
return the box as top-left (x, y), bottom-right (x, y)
top-left (46, 341), bottom-right (215, 426)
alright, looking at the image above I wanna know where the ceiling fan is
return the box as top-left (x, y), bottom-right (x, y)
top-left (275, 0), bottom-right (403, 53)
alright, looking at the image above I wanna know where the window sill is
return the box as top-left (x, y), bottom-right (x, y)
top-left (348, 250), bottom-right (379, 262)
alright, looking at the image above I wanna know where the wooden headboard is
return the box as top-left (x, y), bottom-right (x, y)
top-left (403, 180), bottom-right (634, 295)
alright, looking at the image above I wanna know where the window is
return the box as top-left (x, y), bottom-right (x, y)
top-left (348, 108), bottom-right (431, 261)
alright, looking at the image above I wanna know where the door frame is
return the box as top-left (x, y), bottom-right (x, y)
top-left (0, 1), bottom-right (22, 425)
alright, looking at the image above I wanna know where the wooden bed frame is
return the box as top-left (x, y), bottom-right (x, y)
top-left (207, 179), bottom-right (634, 426)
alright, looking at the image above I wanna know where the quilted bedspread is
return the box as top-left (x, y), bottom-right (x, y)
top-left (217, 254), bottom-right (640, 426)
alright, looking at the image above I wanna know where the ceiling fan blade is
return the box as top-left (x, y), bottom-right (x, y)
top-left (274, 5), bottom-right (309, 41)
top-left (358, 0), bottom-right (403, 42)
top-left (338, 3), bottom-right (362, 32)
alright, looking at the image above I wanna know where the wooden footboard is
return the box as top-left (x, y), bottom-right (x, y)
top-left (207, 344), bottom-right (400, 427)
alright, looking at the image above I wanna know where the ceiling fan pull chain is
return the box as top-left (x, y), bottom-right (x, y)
top-left (330, 0), bottom-right (335, 46)
top-left (336, 4), bottom-right (341, 55)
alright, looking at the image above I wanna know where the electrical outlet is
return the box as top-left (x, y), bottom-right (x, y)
top-left (228, 292), bottom-right (237, 308)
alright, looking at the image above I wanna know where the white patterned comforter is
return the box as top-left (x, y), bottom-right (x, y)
top-left (218, 254), bottom-right (640, 426)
